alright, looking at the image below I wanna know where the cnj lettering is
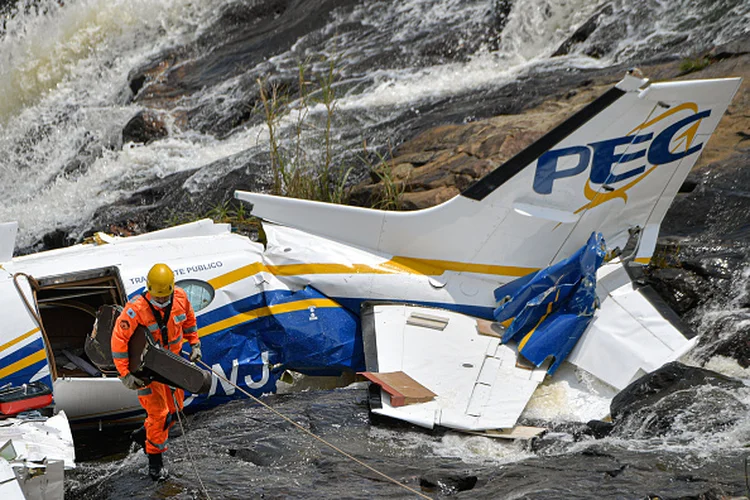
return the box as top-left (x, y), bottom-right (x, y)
top-left (207, 352), bottom-right (271, 397)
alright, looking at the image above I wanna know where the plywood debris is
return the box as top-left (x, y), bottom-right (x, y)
top-left (475, 319), bottom-right (505, 338)
top-left (359, 371), bottom-right (437, 407)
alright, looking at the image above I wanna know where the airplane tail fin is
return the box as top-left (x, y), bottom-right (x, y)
top-left (236, 72), bottom-right (740, 276)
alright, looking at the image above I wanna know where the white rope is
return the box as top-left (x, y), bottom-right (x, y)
top-left (172, 392), bottom-right (212, 500)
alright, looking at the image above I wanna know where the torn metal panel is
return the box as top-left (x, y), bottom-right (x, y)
top-left (567, 260), bottom-right (698, 390)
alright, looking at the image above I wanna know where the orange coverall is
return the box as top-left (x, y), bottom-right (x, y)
top-left (111, 287), bottom-right (199, 455)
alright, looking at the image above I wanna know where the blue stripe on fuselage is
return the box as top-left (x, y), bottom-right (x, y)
top-left (332, 297), bottom-right (495, 320)
top-left (0, 337), bottom-right (46, 370)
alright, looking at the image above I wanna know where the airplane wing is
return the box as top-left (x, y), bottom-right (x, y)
top-left (361, 303), bottom-right (547, 431)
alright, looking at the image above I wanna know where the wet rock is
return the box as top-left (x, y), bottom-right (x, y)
top-left (612, 387), bottom-right (746, 438)
top-left (228, 442), bottom-right (285, 467)
top-left (643, 267), bottom-right (711, 316)
top-left (710, 33), bottom-right (750, 60)
top-left (612, 362), bottom-right (744, 420)
top-left (15, 227), bottom-right (76, 255)
top-left (659, 152), bottom-right (750, 244)
top-left (122, 0), bottom-right (362, 137)
top-left (609, 362), bottom-right (746, 438)
top-left (480, 445), bottom-right (749, 499)
top-left (42, 227), bottom-right (76, 250)
top-left (122, 110), bottom-right (169, 145)
top-left (697, 315), bottom-right (750, 368)
top-left (81, 148), bottom-right (272, 241)
top-left (552, 3), bottom-right (614, 57)
top-left (350, 83), bottom-right (609, 209)
top-left (491, 0), bottom-right (513, 34)
top-left (47, 132), bottom-right (106, 187)
top-left (585, 419), bottom-right (614, 439)
top-left (419, 470), bottom-right (478, 494)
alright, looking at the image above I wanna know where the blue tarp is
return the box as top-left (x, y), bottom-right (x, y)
top-left (493, 232), bottom-right (606, 375)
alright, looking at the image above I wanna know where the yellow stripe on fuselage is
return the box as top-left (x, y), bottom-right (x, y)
top-left (207, 258), bottom-right (538, 291)
top-left (208, 262), bottom-right (268, 290)
top-left (0, 350), bottom-right (47, 380)
top-left (198, 298), bottom-right (339, 338)
top-left (0, 328), bottom-right (40, 354)
top-left (387, 257), bottom-right (538, 277)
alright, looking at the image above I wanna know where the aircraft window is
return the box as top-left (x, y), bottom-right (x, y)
top-left (176, 279), bottom-right (215, 312)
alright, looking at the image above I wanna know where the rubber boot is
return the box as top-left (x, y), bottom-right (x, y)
top-left (130, 425), bottom-right (146, 453)
top-left (148, 452), bottom-right (168, 481)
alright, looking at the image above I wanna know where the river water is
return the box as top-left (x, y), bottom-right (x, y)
top-left (2, 0), bottom-right (750, 498)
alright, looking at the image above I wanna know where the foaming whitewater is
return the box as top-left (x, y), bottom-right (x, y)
top-left (498, 0), bottom-right (604, 61)
top-left (0, 0), bottom-right (220, 120)
top-left (689, 264), bottom-right (750, 374)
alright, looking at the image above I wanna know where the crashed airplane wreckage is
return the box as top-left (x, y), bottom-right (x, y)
top-left (0, 72), bottom-right (741, 437)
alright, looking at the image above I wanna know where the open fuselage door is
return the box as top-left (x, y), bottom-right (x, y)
top-left (31, 266), bottom-right (143, 427)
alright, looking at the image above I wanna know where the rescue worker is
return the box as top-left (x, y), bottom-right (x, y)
top-left (111, 263), bottom-right (202, 481)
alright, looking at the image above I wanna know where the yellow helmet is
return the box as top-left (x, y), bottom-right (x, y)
top-left (146, 263), bottom-right (174, 298)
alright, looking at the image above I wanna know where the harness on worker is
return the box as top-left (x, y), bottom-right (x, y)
top-left (142, 292), bottom-right (174, 347)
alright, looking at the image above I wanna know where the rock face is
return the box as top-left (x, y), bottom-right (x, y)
top-left (552, 3), bottom-right (615, 58)
top-left (348, 76), bottom-right (622, 209)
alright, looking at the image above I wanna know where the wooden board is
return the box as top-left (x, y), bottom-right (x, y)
top-left (359, 371), bottom-right (436, 407)
top-left (475, 319), bottom-right (505, 339)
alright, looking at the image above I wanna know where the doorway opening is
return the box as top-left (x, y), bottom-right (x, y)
top-left (34, 267), bottom-right (126, 378)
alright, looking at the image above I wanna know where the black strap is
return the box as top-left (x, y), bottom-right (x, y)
top-left (142, 292), bottom-right (174, 347)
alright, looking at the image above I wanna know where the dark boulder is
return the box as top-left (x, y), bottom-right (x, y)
top-left (643, 266), bottom-right (712, 316)
top-left (228, 440), bottom-right (287, 467)
top-left (586, 419), bottom-right (614, 439)
top-left (611, 362), bottom-right (743, 420)
top-left (419, 470), bottom-right (478, 494)
top-left (552, 3), bottom-right (614, 58)
top-left (609, 362), bottom-right (746, 438)
top-left (122, 110), bottom-right (168, 145)
top-left (695, 315), bottom-right (750, 368)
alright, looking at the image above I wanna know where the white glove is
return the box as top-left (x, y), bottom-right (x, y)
top-left (189, 342), bottom-right (202, 362)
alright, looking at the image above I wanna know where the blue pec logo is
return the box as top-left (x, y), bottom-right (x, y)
top-left (533, 110), bottom-right (710, 195)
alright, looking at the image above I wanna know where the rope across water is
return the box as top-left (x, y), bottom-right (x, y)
top-left (186, 355), bottom-right (432, 499)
